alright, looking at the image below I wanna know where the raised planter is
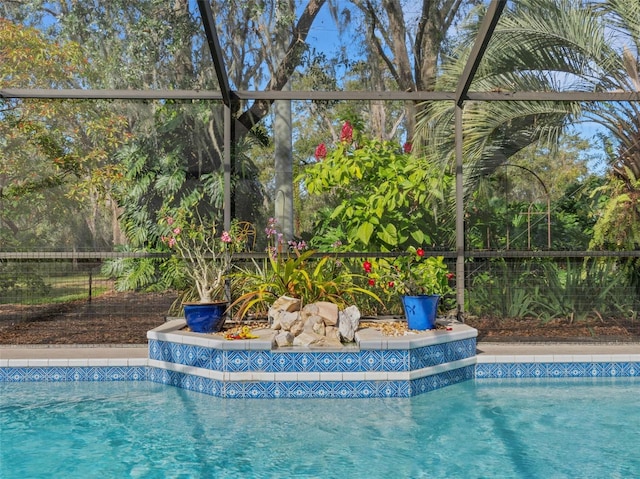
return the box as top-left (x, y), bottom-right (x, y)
top-left (147, 319), bottom-right (478, 398)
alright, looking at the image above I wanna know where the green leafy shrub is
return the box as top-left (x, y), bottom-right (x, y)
top-left (231, 218), bottom-right (380, 319)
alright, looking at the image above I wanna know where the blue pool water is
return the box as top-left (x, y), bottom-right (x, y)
top-left (1, 378), bottom-right (638, 478)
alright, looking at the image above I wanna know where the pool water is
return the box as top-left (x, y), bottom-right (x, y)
top-left (1, 378), bottom-right (638, 478)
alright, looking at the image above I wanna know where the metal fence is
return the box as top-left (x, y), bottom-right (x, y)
top-left (2, 250), bottom-right (639, 325)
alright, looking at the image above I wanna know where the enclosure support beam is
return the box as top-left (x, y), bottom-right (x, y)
top-left (455, 105), bottom-right (465, 320)
top-left (455, 0), bottom-right (506, 106)
top-left (196, 0), bottom-right (233, 107)
top-left (223, 105), bottom-right (233, 230)
top-left (451, 0), bottom-right (506, 321)
top-left (3, 88), bottom-right (640, 103)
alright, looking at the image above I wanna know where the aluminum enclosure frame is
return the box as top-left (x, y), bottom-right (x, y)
top-left (3, 0), bottom-right (640, 319)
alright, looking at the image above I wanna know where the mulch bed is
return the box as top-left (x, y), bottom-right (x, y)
top-left (465, 316), bottom-right (640, 343)
top-left (1, 291), bottom-right (639, 345)
top-left (0, 291), bottom-right (173, 345)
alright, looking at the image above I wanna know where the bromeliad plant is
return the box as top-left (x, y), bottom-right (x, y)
top-left (231, 218), bottom-right (381, 318)
top-left (363, 247), bottom-right (454, 298)
top-left (159, 208), bottom-right (248, 304)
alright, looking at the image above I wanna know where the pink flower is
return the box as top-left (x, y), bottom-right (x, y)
top-left (173, 227), bottom-right (181, 235)
top-left (340, 121), bottom-right (353, 143)
top-left (314, 143), bottom-right (327, 161)
top-left (403, 142), bottom-right (412, 153)
top-left (166, 217), bottom-right (174, 226)
top-left (289, 240), bottom-right (307, 251)
top-left (168, 237), bottom-right (176, 247)
top-left (220, 231), bottom-right (232, 243)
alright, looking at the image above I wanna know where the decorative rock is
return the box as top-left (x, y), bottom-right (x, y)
top-left (293, 331), bottom-right (325, 347)
top-left (271, 295), bottom-right (302, 312)
top-left (315, 301), bottom-right (339, 326)
top-left (269, 298), bottom-right (362, 347)
top-left (303, 315), bottom-right (326, 336)
top-left (301, 303), bottom-right (319, 315)
top-left (289, 316), bottom-right (305, 336)
top-left (274, 331), bottom-right (294, 347)
top-left (279, 311), bottom-right (302, 331)
top-left (323, 326), bottom-right (342, 345)
top-left (338, 305), bottom-right (361, 342)
top-left (270, 313), bottom-right (282, 330)
top-left (269, 295), bottom-right (302, 328)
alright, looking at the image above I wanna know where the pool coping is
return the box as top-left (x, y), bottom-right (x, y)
top-left (2, 341), bottom-right (638, 362)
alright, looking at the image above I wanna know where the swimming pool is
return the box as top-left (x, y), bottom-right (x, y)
top-left (2, 378), bottom-right (638, 478)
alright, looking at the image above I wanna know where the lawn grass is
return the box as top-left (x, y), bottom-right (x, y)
top-left (0, 274), bottom-right (113, 305)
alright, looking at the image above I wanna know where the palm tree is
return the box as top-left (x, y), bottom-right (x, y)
top-left (415, 0), bottom-right (640, 248)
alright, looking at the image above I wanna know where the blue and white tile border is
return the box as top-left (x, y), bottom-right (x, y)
top-left (0, 357), bottom-right (148, 383)
top-left (2, 321), bottom-right (639, 397)
top-left (476, 352), bottom-right (640, 379)
top-left (146, 319), bottom-right (478, 398)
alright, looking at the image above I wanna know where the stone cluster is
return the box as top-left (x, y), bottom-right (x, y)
top-left (268, 296), bottom-right (361, 347)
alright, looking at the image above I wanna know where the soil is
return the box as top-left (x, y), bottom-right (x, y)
top-left (1, 291), bottom-right (639, 345)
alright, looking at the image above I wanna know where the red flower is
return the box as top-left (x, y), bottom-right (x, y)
top-left (403, 142), bottom-right (412, 153)
top-left (314, 143), bottom-right (327, 161)
top-left (446, 272), bottom-right (455, 280)
top-left (388, 281), bottom-right (395, 288)
top-left (416, 248), bottom-right (425, 257)
top-left (363, 260), bottom-right (372, 273)
top-left (340, 121), bottom-right (353, 143)
top-left (368, 278), bottom-right (376, 286)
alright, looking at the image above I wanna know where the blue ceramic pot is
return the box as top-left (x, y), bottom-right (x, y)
top-left (183, 302), bottom-right (227, 333)
top-left (401, 294), bottom-right (439, 330)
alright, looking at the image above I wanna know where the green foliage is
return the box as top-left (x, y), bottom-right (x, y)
top-left (362, 250), bottom-right (453, 297)
top-left (590, 169), bottom-right (640, 250)
top-left (0, 262), bottom-right (50, 298)
top-left (300, 122), bottom-right (451, 252)
top-left (466, 259), bottom-right (541, 319)
top-left (466, 257), bottom-right (636, 322)
top-left (231, 219), bottom-right (380, 319)
top-left (101, 251), bottom-right (170, 293)
top-left (232, 250), bottom-right (380, 320)
top-left (0, 19), bottom-right (129, 251)
top-left (536, 259), bottom-right (634, 322)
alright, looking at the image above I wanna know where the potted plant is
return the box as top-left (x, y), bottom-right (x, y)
top-left (363, 247), bottom-right (454, 330)
top-left (159, 209), bottom-right (247, 333)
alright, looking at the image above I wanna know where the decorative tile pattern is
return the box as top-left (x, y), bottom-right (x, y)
top-left (4, 358), bottom-right (638, 398)
top-left (147, 337), bottom-right (475, 375)
top-left (2, 326), bottom-right (479, 397)
top-left (0, 366), bottom-right (148, 382)
top-left (410, 365), bottom-right (475, 396)
top-left (475, 361), bottom-right (640, 379)
top-left (12, 326), bottom-right (637, 398)
top-left (140, 331), bottom-right (479, 397)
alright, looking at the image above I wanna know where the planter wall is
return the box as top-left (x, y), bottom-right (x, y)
top-left (147, 319), bottom-right (478, 398)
